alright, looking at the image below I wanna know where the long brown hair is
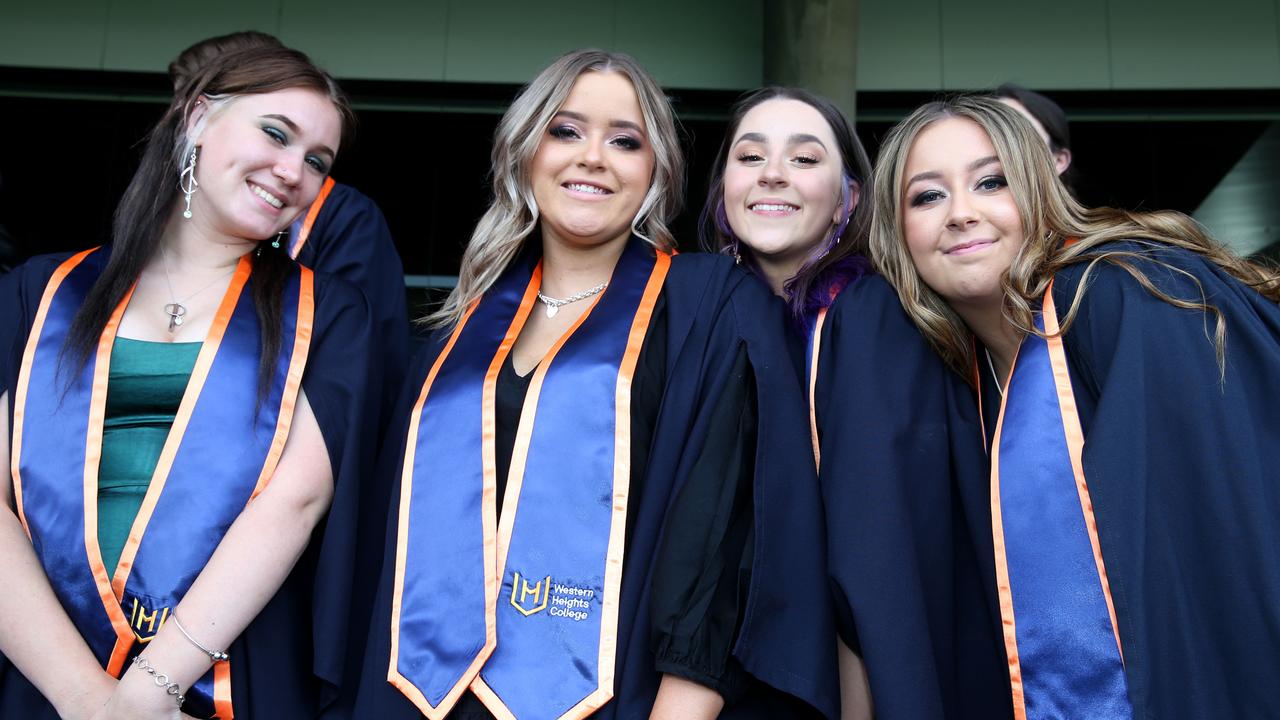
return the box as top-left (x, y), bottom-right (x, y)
top-left (426, 49), bottom-right (684, 328)
top-left (63, 45), bottom-right (355, 394)
top-left (869, 95), bottom-right (1280, 380)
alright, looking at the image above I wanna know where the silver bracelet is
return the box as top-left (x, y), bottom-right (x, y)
top-left (131, 656), bottom-right (185, 708)
top-left (171, 611), bottom-right (230, 663)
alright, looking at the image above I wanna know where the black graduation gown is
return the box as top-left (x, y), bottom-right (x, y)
top-left (290, 182), bottom-right (411, 718)
top-left (0, 252), bottom-right (375, 720)
top-left (972, 241), bottom-right (1280, 718)
top-left (350, 251), bottom-right (837, 719)
top-left (815, 274), bottom-right (1013, 720)
top-left (292, 181), bottom-right (410, 439)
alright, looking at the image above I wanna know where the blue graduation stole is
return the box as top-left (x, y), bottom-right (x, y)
top-left (988, 283), bottom-right (1132, 720)
top-left (11, 248), bottom-right (315, 719)
top-left (388, 239), bottom-right (670, 719)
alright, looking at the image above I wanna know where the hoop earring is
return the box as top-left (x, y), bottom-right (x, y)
top-left (272, 231), bottom-right (285, 250)
top-left (179, 148), bottom-right (199, 219)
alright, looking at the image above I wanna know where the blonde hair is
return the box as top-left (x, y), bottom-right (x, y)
top-left (428, 49), bottom-right (684, 327)
top-left (869, 95), bottom-right (1280, 381)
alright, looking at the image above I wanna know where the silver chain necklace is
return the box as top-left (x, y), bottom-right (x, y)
top-left (984, 348), bottom-right (1006, 400)
top-left (536, 282), bottom-right (608, 318)
top-left (161, 249), bottom-right (235, 333)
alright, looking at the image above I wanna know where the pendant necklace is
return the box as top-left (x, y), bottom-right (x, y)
top-left (161, 249), bottom-right (235, 333)
top-left (984, 348), bottom-right (1006, 400)
top-left (536, 282), bottom-right (608, 318)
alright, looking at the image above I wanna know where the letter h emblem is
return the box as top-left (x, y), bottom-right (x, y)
top-left (509, 572), bottom-right (551, 616)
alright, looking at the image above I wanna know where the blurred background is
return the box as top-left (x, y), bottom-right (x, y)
top-left (3, 0), bottom-right (1279, 297)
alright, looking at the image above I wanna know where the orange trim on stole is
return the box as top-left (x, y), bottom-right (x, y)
top-left (290, 177), bottom-right (335, 260)
top-left (250, 267), bottom-right (315, 499)
top-left (472, 253), bottom-right (670, 719)
top-left (91, 283), bottom-right (140, 675)
top-left (576, 250), bottom-right (669, 718)
top-left (111, 256), bottom-right (253, 599)
top-left (386, 297), bottom-right (480, 718)
top-left (1040, 284), bottom-right (1124, 658)
top-left (214, 659), bottom-right (233, 719)
top-left (471, 262), bottom-right (596, 717)
top-left (807, 307), bottom-right (829, 469)
top-left (11, 249), bottom-right (98, 538)
top-left (987, 345), bottom-right (1027, 720)
top-left (387, 268), bottom-right (538, 718)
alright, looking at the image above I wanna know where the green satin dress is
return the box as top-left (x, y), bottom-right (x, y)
top-left (98, 338), bottom-right (201, 573)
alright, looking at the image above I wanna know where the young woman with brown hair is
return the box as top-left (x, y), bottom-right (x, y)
top-left (0, 45), bottom-right (372, 720)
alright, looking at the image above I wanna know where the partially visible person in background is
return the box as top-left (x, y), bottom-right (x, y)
top-left (994, 82), bottom-right (1076, 192)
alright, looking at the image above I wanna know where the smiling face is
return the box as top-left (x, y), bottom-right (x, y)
top-left (901, 117), bottom-right (1024, 312)
top-left (530, 71), bottom-right (656, 251)
top-left (722, 98), bottom-right (848, 268)
top-left (188, 87), bottom-right (341, 241)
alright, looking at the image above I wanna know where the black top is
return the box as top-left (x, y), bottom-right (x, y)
top-left (450, 295), bottom-right (756, 719)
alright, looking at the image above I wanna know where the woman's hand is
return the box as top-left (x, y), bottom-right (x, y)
top-left (89, 668), bottom-right (184, 720)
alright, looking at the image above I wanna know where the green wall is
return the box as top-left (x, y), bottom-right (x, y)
top-left (2, 0), bottom-right (1278, 90)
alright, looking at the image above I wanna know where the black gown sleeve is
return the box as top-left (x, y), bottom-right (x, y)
top-left (0, 267), bottom-right (23, 398)
top-left (649, 343), bottom-right (756, 701)
top-left (299, 184), bottom-right (410, 439)
top-left (1050, 241), bottom-right (1280, 719)
top-left (0, 256), bottom-right (64, 399)
top-left (286, 272), bottom-right (376, 713)
top-left (648, 258), bottom-right (834, 716)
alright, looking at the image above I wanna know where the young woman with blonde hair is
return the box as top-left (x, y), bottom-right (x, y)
top-left (871, 94), bottom-right (1280, 719)
top-left (352, 50), bottom-right (832, 720)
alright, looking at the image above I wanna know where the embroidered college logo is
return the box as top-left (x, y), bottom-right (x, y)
top-left (128, 597), bottom-right (171, 643)
top-left (509, 572), bottom-right (551, 616)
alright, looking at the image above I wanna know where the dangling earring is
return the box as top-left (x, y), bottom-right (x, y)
top-left (731, 239), bottom-right (742, 265)
top-left (272, 231), bottom-right (285, 250)
top-left (179, 147), bottom-right (199, 219)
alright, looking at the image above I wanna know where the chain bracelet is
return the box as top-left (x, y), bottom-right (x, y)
top-left (131, 656), bottom-right (185, 708)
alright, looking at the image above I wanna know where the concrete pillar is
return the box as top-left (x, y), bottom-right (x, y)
top-left (763, 0), bottom-right (859, 121)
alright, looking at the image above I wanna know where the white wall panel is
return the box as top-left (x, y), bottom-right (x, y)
top-left (939, 0), bottom-right (1110, 90)
top-left (280, 0), bottom-right (448, 81)
top-left (101, 0), bottom-right (281, 73)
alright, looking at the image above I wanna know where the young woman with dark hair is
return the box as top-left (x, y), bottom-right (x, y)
top-left (0, 45), bottom-right (373, 720)
top-left (872, 94), bottom-right (1280, 718)
top-left (352, 51), bottom-right (832, 720)
top-left (701, 88), bottom-right (1012, 720)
